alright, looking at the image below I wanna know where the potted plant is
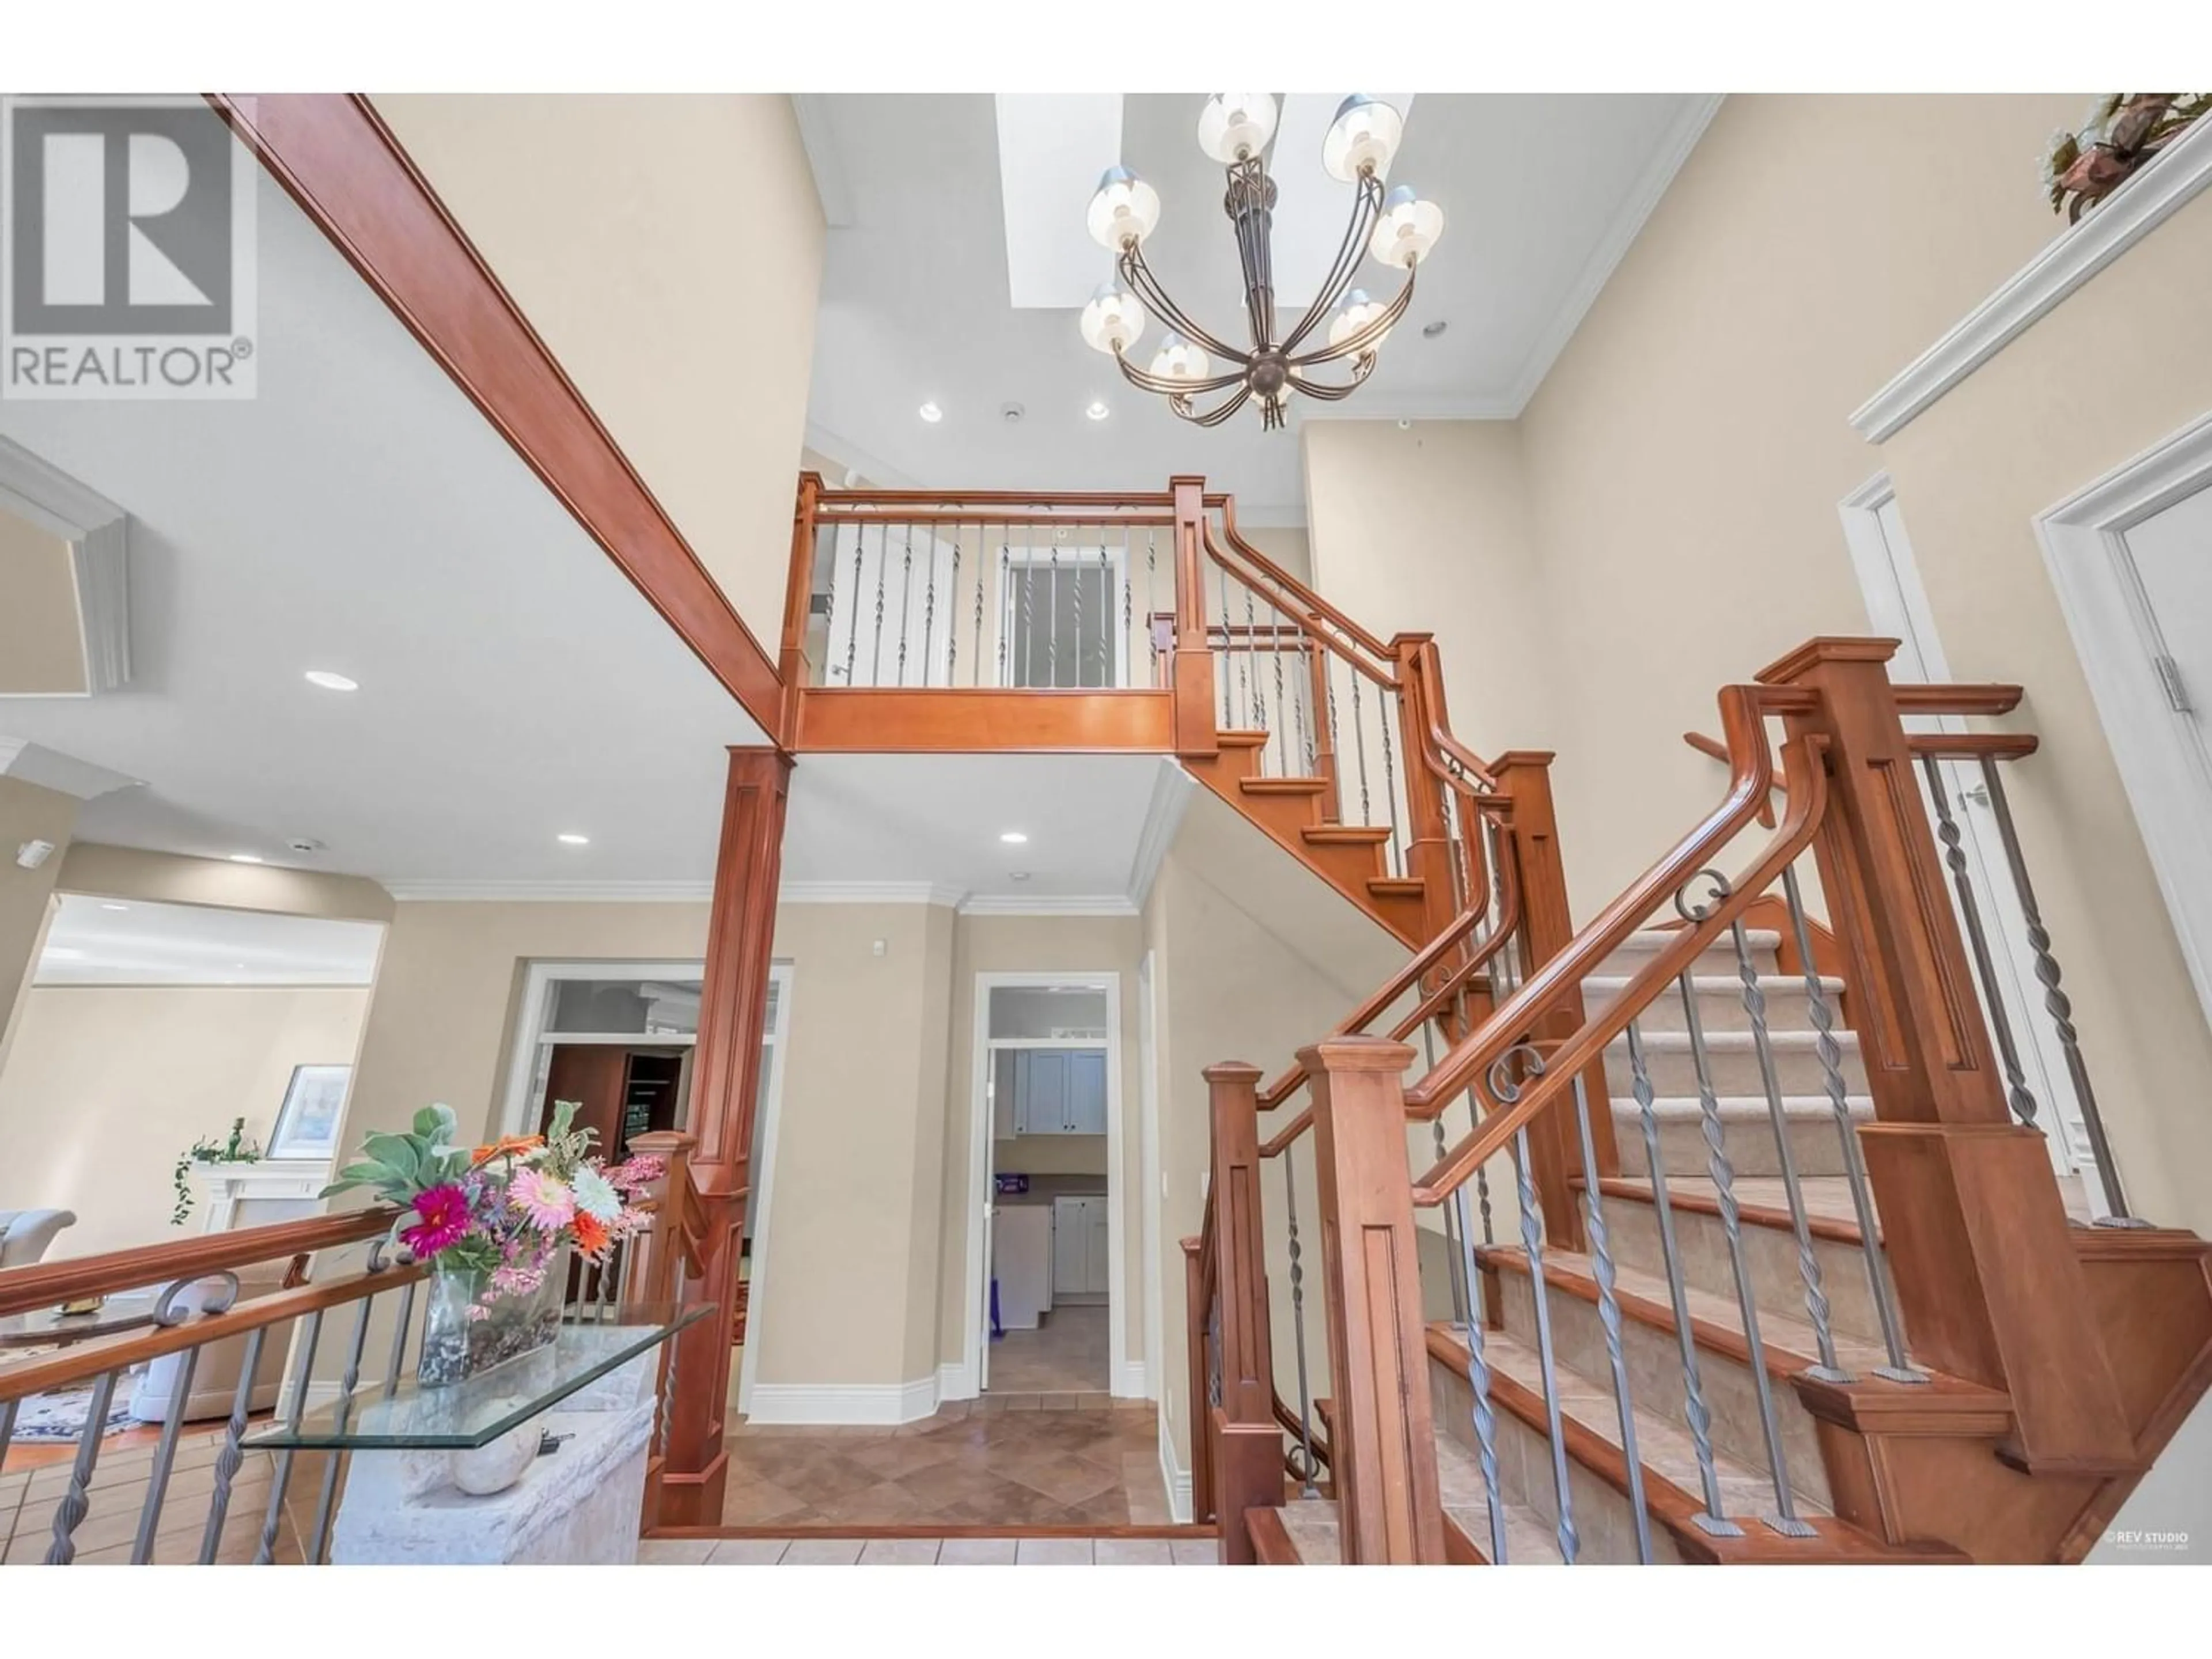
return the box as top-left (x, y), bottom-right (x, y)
top-left (171, 1117), bottom-right (264, 1226)
top-left (2044, 94), bottom-right (2210, 221)
top-left (323, 1101), bottom-right (662, 1386)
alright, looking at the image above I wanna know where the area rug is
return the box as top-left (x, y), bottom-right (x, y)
top-left (5, 1378), bottom-right (139, 1444)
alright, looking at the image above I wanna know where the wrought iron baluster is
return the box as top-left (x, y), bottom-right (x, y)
top-left (1422, 1021), bottom-right (1471, 1326)
top-left (0, 1398), bottom-right (18, 1472)
top-left (1625, 1019), bottom-right (1741, 1535)
top-left (1510, 1112), bottom-right (1579, 1564)
top-left (816, 523), bottom-right (836, 681)
top-left (310, 1292), bottom-right (379, 1563)
top-left (946, 528), bottom-right (962, 685)
top-left (1727, 913), bottom-right (1850, 1382)
top-left (1325, 661), bottom-right (1343, 822)
top-left (1048, 540), bottom-right (1062, 687)
top-left (1379, 685), bottom-right (1400, 874)
top-left (1022, 528), bottom-right (1037, 687)
top-left (199, 1327), bottom-right (268, 1562)
top-left (382, 1277), bottom-right (418, 1390)
top-left (1571, 1074), bottom-right (1654, 1562)
top-left (1098, 537), bottom-right (1111, 686)
top-left (1244, 581), bottom-right (1265, 738)
top-left (1145, 528), bottom-right (1160, 684)
top-left (1217, 558), bottom-right (1234, 725)
top-left (869, 522), bottom-right (888, 687)
top-left (1350, 672), bottom-right (1372, 826)
top-left (1976, 759), bottom-right (2143, 1226)
top-left (1451, 1183), bottom-right (1509, 1563)
top-left (1119, 529), bottom-right (1132, 687)
top-left (1281, 1149), bottom-right (1319, 1497)
top-left (997, 541), bottom-right (1010, 687)
top-left (44, 1369), bottom-right (119, 1564)
top-left (1673, 873), bottom-right (1813, 1537)
top-left (1921, 756), bottom-right (2039, 1128)
top-left (896, 524), bottom-right (915, 687)
top-left (257, 1308), bottom-right (325, 1564)
top-left (842, 522), bottom-right (863, 684)
top-left (1779, 866), bottom-right (1924, 1381)
top-left (132, 1283), bottom-right (214, 1562)
top-left (972, 526), bottom-right (988, 688)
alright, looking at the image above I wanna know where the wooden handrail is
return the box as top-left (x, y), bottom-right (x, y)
top-left (813, 487), bottom-right (1182, 507)
top-left (1407, 717), bottom-right (1832, 1206)
top-left (1408, 640), bottom-right (1503, 796)
top-left (0, 1206), bottom-right (400, 1319)
top-left (1214, 500), bottom-right (1396, 666)
top-left (1202, 520), bottom-right (1399, 691)
top-left (1400, 681), bottom-right (1796, 1126)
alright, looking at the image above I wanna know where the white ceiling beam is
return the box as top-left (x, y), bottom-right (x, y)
top-left (997, 93), bottom-right (1124, 309)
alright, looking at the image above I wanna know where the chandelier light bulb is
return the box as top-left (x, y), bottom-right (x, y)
top-left (1086, 166), bottom-right (1162, 250)
top-left (1327, 289), bottom-right (1393, 353)
top-left (1149, 332), bottom-right (1213, 381)
top-left (1322, 95), bottom-right (1406, 182)
top-left (1369, 185), bottom-right (1445, 269)
top-left (1196, 93), bottom-right (1279, 165)
top-left (1079, 279), bottom-right (1147, 356)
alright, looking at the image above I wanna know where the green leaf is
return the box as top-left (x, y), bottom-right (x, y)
top-left (362, 1133), bottom-right (421, 1180)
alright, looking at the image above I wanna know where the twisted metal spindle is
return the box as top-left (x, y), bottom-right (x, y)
top-left (1120, 529), bottom-right (1132, 689)
top-left (1350, 673), bottom-right (1371, 826)
top-left (946, 532), bottom-right (962, 685)
top-left (896, 524), bottom-right (915, 686)
top-left (869, 522), bottom-right (888, 687)
top-left (1512, 1117), bottom-right (1580, 1564)
top-left (1281, 1151), bottom-right (1319, 1497)
top-left (131, 1334), bottom-right (206, 1562)
top-left (1625, 1019), bottom-right (1741, 1535)
top-left (257, 1308), bottom-right (324, 1565)
top-left (1048, 541), bottom-right (1062, 687)
top-left (1423, 1021), bottom-right (1471, 1325)
top-left (817, 524), bottom-right (836, 680)
top-left (1098, 539), bottom-right (1112, 686)
top-left (1921, 756), bottom-right (2040, 1128)
top-left (843, 523), bottom-right (863, 684)
top-left (1975, 757), bottom-right (2142, 1225)
top-left (45, 1369), bottom-right (118, 1563)
top-left (1452, 1184), bottom-right (1509, 1564)
top-left (1326, 668), bottom-right (1343, 821)
top-left (997, 544), bottom-right (1010, 687)
top-left (971, 529), bottom-right (987, 688)
top-left (1728, 914), bottom-right (1849, 1382)
top-left (1573, 1073), bottom-right (1654, 1563)
top-left (1217, 558), bottom-right (1235, 725)
top-left (309, 1293), bottom-right (378, 1563)
top-left (1145, 529), bottom-right (1160, 683)
top-left (1270, 606), bottom-right (1290, 777)
top-left (1021, 534), bottom-right (1037, 686)
top-left (1378, 688), bottom-right (1400, 874)
top-left (198, 1327), bottom-right (268, 1562)
top-left (1244, 582), bottom-right (1266, 736)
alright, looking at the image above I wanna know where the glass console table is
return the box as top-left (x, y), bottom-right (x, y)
top-left (249, 1302), bottom-right (709, 1451)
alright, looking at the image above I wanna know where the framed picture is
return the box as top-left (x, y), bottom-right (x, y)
top-left (269, 1064), bottom-right (352, 1160)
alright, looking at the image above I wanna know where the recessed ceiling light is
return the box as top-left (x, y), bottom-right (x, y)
top-left (1085, 400), bottom-right (1111, 422)
top-left (44, 946), bottom-right (86, 961)
top-left (999, 830), bottom-right (1029, 844)
top-left (558, 832), bottom-right (590, 846)
top-left (1421, 319), bottom-right (1449, 339)
top-left (304, 669), bottom-right (359, 692)
top-left (228, 853), bottom-right (263, 865)
top-left (1010, 871), bottom-right (1032, 882)
top-left (918, 401), bottom-right (944, 423)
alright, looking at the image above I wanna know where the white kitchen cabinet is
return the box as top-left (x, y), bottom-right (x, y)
top-left (1009, 1047), bottom-right (1107, 1136)
top-left (1051, 1194), bottom-right (1111, 1297)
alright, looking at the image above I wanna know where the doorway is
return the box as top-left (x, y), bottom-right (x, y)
top-left (968, 974), bottom-right (1123, 1399)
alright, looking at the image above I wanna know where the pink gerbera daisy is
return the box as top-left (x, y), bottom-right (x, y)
top-left (400, 1183), bottom-right (472, 1258)
top-left (507, 1166), bottom-right (575, 1230)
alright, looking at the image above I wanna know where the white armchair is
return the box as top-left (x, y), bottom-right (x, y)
top-left (0, 1208), bottom-right (75, 1269)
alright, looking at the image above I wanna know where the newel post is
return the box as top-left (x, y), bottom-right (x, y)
top-left (1170, 475), bottom-right (1219, 760)
top-left (622, 1130), bottom-right (698, 1309)
top-left (1491, 752), bottom-right (1615, 1244)
top-left (1205, 1062), bottom-right (1285, 1563)
top-left (1302, 1035), bottom-right (1445, 1563)
top-left (1759, 638), bottom-right (2132, 1468)
top-left (1391, 634), bottom-right (1459, 952)
top-left (776, 471), bottom-right (822, 747)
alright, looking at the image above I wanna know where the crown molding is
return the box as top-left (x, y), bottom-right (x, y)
top-left (382, 880), bottom-right (714, 903)
top-left (781, 880), bottom-right (964, 907)
top-left (0, 435), bottom-right (132, 694)
top-left (1127, 760), bottom-right (1195, 911)
top-left (1851, 113), bottom-right (2212, 444)
top-left (1503, 93), bottom-right (1723, 418)
top-left (957, 893), bottom-right (1138, 918)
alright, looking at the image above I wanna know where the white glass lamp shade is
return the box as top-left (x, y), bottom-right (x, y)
top-left (1086, 166), bottom-right (1162, 251)
top-left (1196, 93), bottom-right (1279, 164)
top-left (1149, 333), bottom-right (1213, 381)
top-left (1322, 95), bottom-right (1405, 183)
top-left (1327, 289), bottom-right (1393, 353)
top-left (1369, 185), bottom-right (1445, 268)
top-left (1080, 280), bottom-right (1147, 356)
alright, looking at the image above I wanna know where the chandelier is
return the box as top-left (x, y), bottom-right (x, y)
top-left (1079, 94), bottom-right (1444, 431)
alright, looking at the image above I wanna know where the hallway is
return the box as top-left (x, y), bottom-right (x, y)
top-left (985, 1303), bottom-right (1109, 1395)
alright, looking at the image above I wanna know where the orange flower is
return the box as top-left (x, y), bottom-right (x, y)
top-left (573, 1210), bottom-right (611, 1259)
top-left (469, 1133), bottom-right (544, 1169)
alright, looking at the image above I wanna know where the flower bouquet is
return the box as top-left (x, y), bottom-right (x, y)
top-left (323, 1102), bottom-right (664, 1386)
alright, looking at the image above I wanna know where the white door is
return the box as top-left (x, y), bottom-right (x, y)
top-left (1840, 477), bottom-right (2100, 1195)
top-left (980, 1054), bottom-right (998, 1389)
top-left (1068, 1050), bottom-right (1108, 1135)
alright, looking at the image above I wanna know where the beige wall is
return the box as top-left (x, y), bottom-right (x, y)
top-left (371, 95), bottom-right (825, 647)
top-left (0, 777), bottom-right (77, 1063)
top-left (0, 984), bottom-right (370, 1258)
top-left (0, 510), bottom-right (86, 695)
top-left (1874, 188), bottom-right (2212, 1231)
top-left (1236, 524), bottom-right (1312, 587)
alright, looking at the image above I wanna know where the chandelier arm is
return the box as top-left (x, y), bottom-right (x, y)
top-left (1119, 243), bottom-right (1247, 366)
top-left (1114, 351), bottom-right (1249, 399)
top-left (1176, 383), bottom-right (1255, 429)
top-left (1283, 358), bottom-right (1377, 401)
top-left (1227, 161), bottom-right (1275, 352)
top-left (1286, 264), bottom-right (1417, 369)
top-left (1276, 172), bottom-right (1387, 358)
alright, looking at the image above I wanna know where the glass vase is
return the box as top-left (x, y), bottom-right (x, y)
top-left (415, 1247), bottom-right (571, 1388)
top-left (416, 1264), bottom-right (483, 1388)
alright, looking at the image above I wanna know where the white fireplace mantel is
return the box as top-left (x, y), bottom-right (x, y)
top-left (190, 1160), bottom-right (334, 1234)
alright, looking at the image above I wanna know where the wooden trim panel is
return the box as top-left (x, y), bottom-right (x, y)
top-left (206, 94), bottom-right (783, 734)
top-left (793, 688), bottom-right (1175, 752)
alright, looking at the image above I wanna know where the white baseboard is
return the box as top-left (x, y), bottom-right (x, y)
top-left (1158, 1407), bottom-right (1192, 1525)
top-left (744, 1378), bottom-right (938, 1426)
top-left (935, 1361), bottom-right (975, 1403)
top-left (1114, 1359), bottom-right (1149, 1400)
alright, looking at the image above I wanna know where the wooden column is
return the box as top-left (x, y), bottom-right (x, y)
top-left (1303, 1035), bottom-right (1445, 1564)
top-left (1169, 475), bottom-right (1219, 759)
top-left (622, 1129), bottom-right (696, 1528)
top-left (1759, 638), bottom-right (2133, 1468)
top-left (1205, 1063), bottom-right (1282, 1563)
top-left (1305, 633), bottom-right (1340, 820)
top-left (1491, 752), bottom-right (1614, 1243)
top-left (775, 471), bottom-right (823, 746)
top-left (656, 746), bottom-right (793, 1528)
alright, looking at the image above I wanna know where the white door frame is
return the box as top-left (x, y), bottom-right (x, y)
top-left (2035, 410), bottom-right (2212, 1045)
top-left (734, 961), bottom-right (797, 1415)
top-left (1839, 475), bottom-right (2101, 1195)
top-left (496, 959), bottom-right (706, 1139)
top-left (1137, 950), bottom-right (1163, 1410)
top-left (961, 970), bottom-right (1133, 1398)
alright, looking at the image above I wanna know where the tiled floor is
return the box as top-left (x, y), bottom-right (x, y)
top-left (719, 1397), bottom-right (1171, 1527)
top-left (985, 1303), bottom-right (1109, 1393)
top-left (640, 1535), bottom-right (1219, 1565)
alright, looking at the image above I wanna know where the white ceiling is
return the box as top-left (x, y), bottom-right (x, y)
top-left (800, 93), bottom-right (1716, 516)
top-left (37, 893), bottom-right (384, 986)
top-left (0, 108), bottom-right (763, 891)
